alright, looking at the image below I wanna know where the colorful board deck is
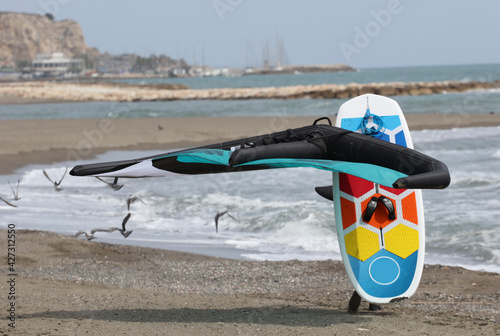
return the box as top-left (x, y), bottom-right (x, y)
top-left (333, 94), bottom-right (425, 304)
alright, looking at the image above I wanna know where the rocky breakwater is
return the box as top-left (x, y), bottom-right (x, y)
top-left (0, 80), bottom-right (498, 102)
top-left (299, 80), bottom-right (500, 99)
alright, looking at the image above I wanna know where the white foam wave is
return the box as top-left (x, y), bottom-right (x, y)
top-left (1, 139), bottom-right (500, 273)
top-left (483, 88), bottom-right (500, 94)
top-left (269, 213), bottom-right (339, 252)
top-left (450, 169), bottom-right (500, 188)
top-left (413, 126), bottom-right (500, 143)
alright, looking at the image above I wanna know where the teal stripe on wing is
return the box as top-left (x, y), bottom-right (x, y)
top-left (171, 149), bottom-right (408, 188)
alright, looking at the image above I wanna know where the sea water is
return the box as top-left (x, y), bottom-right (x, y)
top-left (0, 126), bottom-right (499, 273)
top-left (0, 64), bottom-right (499, 273)
top-left (2, 64), bottom-right (500, 121)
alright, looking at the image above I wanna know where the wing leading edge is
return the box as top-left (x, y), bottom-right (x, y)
top-left (70, 124), bottom-right (450, 189)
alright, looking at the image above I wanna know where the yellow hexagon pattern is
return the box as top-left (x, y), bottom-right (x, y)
top-left (385, 224), bottom-right (419, 259)
top-left (345, 227), bottom-right (380, 261)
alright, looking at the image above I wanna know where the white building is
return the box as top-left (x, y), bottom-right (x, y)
top-left (31, 53), bottom-right (84, 77)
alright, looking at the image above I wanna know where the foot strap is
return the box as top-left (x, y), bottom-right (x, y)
top-left (363, 196), bottom-right (379, 222)
top-left (378, 196), bottom-right (396, 220)
top-left (363, 196), bottom-right (396, 222)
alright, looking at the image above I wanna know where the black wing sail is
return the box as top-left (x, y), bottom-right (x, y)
top-left (70, 124), bottom-right (450, 190)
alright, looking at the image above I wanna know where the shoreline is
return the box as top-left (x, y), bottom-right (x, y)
top-left (1, 114), bottom-right (500, 175)
top-left (0, 229), bottom-right (498, 335)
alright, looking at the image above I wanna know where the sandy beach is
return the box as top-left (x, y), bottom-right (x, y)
top-left (0, 230), bottom-right (498, 335)
top-left (0, 96), bottom-right (499, 335)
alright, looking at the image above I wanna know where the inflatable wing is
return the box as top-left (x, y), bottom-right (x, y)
top-left (70, 120), bottom-right (450, 190)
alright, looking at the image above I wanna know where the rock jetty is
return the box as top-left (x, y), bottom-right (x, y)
top-left (0, 80), bottom-right (498, 102)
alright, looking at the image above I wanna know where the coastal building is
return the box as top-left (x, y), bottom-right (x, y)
top-left (31, 53), bottom-right (84, 78)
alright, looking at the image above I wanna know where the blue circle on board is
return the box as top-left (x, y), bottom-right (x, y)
top-left (369, 257), bottom-right (400, 285)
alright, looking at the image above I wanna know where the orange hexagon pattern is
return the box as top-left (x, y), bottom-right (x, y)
top-left (339, 173), bottom-right (420, 262)
top-left (402, 192), bottom-right (418, 225)
top-left (341, 197), bottom-right (357, 230)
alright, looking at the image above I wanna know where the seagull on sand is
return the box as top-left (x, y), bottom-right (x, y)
top-left (75, 213), bottom-right (133, 240)
top-left (214, 210), bottom-right (236, 233)
top-left (0, 196), bottom-right (17, 208)
top-left (95, 177), bottom-right (124, 191)
top-left (43, 168), bottom-right (67, 192)
top-left (8, 179), bottom-right (20, 201)
top-left (127, 195), bottom-right (145, 211)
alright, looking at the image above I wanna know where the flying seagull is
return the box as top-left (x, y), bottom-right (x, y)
top-left (0, 196), bottom-right (17, 208)
top-left (8, 179), bottom-right (20, 201)
top-left (90, 226), bottom-right (133, 239)
top-left (127, 195), bottom-right (145, 211)
top-left (75, 228), bottom-right (128, 240)
top-left (214, 210), bottom-right (236, 233)
top-left (95, 176), bottom-right (124, 191)
top-left (120, 212), bottom-right (132, 235)
top-left (43, 167), bottom-right (68, 192)
top-left (75, 214), bottom-right (133, 240)
top-left (75, 230), bottom-right (97, 240)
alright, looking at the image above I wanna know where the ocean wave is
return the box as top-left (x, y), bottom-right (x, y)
top-left (2, 127), bottom-right (500, 273)
top-left (481, 87), bottom-right (500, 94)
top-left (413, 126), bottom-right (500, 143)
top-left (450, 176), bottom-right (500, 188)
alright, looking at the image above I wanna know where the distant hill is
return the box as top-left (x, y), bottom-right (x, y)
top-left (0, 12), bottom-right (99, 67)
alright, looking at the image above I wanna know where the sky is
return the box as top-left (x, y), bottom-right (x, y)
top-left (1, 0), bottom-right (499, 69)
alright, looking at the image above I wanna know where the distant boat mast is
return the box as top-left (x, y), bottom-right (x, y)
top-left (245, 36), bottom-right (288, 70)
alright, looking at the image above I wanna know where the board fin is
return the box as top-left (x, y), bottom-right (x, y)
top-left (315, 185), bottom-right (333, 201)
